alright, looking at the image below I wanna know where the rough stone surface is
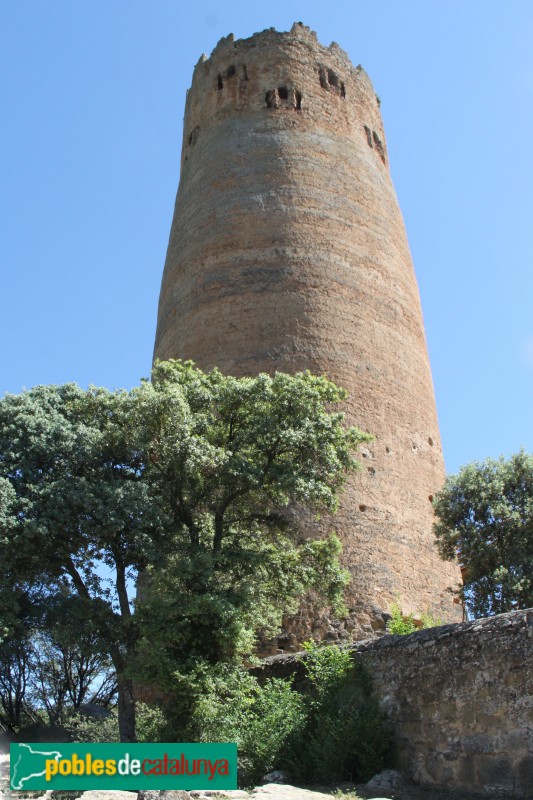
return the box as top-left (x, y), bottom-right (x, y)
top-left (261, 772), bottom-right (291, 785)
top-left (0, 753), bottom-right (8, 798)
top-left (138, 793), bottom-right (190, 800)
top-left (193, 793), bottom-right (249, 798)
top-left (140, 792), bottom-right (250, 800)
top-left (255, 608), bottom-right (533, 797)
top-left (366, 769), bottom-right (403, 792)
top-left (153, 23), bottom-right (461, 648)
top-left (251, 786), bottom-right (334, 799)
top-left (74, 794), bottom-right (137, 800)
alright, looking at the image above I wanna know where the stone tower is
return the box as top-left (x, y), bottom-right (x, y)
top-left (154, 23), bottom-right (461, 646)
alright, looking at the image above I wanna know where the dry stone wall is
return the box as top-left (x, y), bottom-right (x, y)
top-left (153, 23), bottom-right (461, 646)
top-left (257, 609), bottom-right (533, 797)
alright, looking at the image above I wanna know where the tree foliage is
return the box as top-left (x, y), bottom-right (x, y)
top-left (131, 362), bottom-right (370, 715)
top-left (0, 380), bottom-right (163, 739)
top-left (291, 642), bottom-right (391, 783)
top-left (385, 603), bottom-right (441, 635)
top-left (0, 625), bottom-right (116, 733)
top-left (433, 450), bottom-right (533, 617)
top-left (0, 361), bottom-right (370, 740)
top-left (178, 644), bottom-right (391, 787)
top-left (186, 666), bottom-right (306, 786)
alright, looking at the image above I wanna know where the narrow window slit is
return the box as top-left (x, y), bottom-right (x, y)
top-left (188, 126), bottom-right (199, 147)
top-left (372, 130), bottom-right (386, 164)
top-left (327, 69), bottom-right (339, 87)
top-left (278, 86), bottom-right (289, 100)
top-left (265, 90), bottom-right (276, 108)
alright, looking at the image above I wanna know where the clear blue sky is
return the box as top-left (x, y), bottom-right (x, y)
top-left (1, 1), bottom-right (531, 475)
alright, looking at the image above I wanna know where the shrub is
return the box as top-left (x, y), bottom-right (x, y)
top-left (154, 646), bottom-right (391, 788)
top-left (386, 603), bottom-right (441, 635)
top-left (291, 642), bottom-right (392, 783)
top-left (386, 603), bottom-right (417, 635)
top-left (186, 665), bottom-right (305, 787)
top-left (67, 702), bottom-right (166, 743)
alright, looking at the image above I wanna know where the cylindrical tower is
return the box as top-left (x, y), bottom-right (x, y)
top-left (154, 23), bottom-right (461, 646)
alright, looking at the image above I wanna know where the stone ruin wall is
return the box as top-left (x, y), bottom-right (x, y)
top-left (256, 608), bottom-right (533, 798)
top-left (153, 23), bottom-right (462, 648)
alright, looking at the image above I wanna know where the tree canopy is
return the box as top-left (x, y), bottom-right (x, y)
top-left (0, 361), bottom-right (371, 740)
top-left (433, 450), bottom-right (533, 618)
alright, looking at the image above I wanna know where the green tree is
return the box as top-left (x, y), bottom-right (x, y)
top-left (0, 585), bottom-right (47, 732)
top-left (27, 599), bottom-right (117, 725)
top-left (0, 361), bottom-right (370, 741)
top-left (0, 382), bottom-right (164, 740)
top-left (0, 633), bottom-right (33, 732)
top-left (433, 450), bottom-right (533, 617)
top-left (0, 616), bottom-right (116, 732)
top-left (131, 362), bottom-right (369, 713)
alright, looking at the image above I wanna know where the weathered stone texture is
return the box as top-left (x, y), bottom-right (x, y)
top-left (257, 609), bottom-right (533, 797)
top-left (153, 23), bottom-right (461, 645)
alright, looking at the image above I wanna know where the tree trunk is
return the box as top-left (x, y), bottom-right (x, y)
top-left (117, 672), bottom-right (137, 743)
top-left (112, 556), bottom-right (138, 742)
top-left (110, 644), bottom-right (137, 743)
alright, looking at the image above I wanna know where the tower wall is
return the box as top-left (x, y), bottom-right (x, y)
top-left (154, 23), bottom-right (461, 646)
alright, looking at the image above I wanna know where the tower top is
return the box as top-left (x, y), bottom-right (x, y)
top-left (194, 22), bottom-right (356, 76)
top-left (178, 21), bottom-right (383, 174)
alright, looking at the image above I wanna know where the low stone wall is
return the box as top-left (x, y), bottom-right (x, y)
top-left (257, 609), bottom-right (533, 797)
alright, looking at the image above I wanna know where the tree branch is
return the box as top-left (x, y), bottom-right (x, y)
top-left (114, 553), bottom-right (132, 622)
top-left (64, 557), bottom-right (91, 600)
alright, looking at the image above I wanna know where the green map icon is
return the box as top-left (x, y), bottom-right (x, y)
top-left (11, 743), bottom-right (63, 790)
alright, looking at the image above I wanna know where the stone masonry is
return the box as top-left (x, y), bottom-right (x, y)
top-left (256, 609), bottom-right (533, 797)
top-left (153, 23), bottom-right (462, 646)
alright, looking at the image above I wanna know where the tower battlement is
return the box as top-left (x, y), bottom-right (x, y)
top-left (180, 23), bottom-right (386, 173)
top-left (154, 24), bottom-right (461, 649)
top-left (194, 23), bottom-right (353, 85)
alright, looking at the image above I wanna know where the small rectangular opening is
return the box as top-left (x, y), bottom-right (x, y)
top-left (327, 69), bottom-right (339, 87)
top-left (265, 89), bottom-right (276, 108)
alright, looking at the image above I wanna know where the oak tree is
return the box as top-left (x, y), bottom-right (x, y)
top-left (0, 361), bottom-right (370, 740)
top-left (433, 450), bottom-right (533, 617)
